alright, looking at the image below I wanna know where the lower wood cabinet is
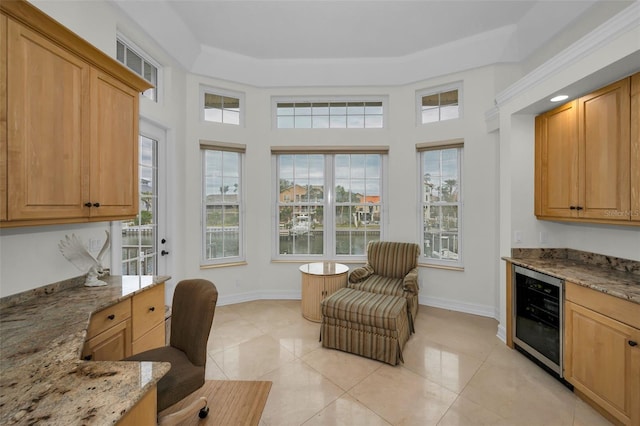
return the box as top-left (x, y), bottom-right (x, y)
top-left (83, 283), bottom-right (165, 361)
top-left (564, 282), bottom-right (640, 425)
top-left (117, 386), bottom-right (157, 426)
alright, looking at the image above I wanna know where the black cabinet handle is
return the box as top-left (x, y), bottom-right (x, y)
top-left (629, 341), bottom-right (638, 347)
top-left (93, 202), bottom-right (100, 207)
top-left (84, 202), bottom-right (92, 207)
top-left (161, 250), bottom-right (170, 256)
top-left (161, 238), bottom-right (167, 244)
top-left (569, 206), bottom-right (576, 210)
top-left (576, 206), bottom-right (583, 211)
top-left (149, 306), bottom-right (155, 312)
top-left (107, 314), bottom-right (115, 320)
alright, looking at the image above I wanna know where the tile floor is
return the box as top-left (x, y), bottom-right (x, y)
top-left (204, 299), bottom-right (611, 426)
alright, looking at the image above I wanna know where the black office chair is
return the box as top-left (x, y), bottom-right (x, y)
top-left (126, 279), bottom-right (218, 425)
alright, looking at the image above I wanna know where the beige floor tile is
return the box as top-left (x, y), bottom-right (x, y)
top-left (231, 299), bottom-right (302, 333)
top-left (267, 319), bottom-right (322, 358)
top-left (402, 333), bottom-right (485, 393)
top-left (259, 359), bottom-right (345, 426)
top-left (211, 304), bottom-right (243, 325)
top-left (460, 361), bottom-right (576, 425)
top-left (211, 334), bottom-right (296, 380)
top-left (415, 310), bottom-right (500, 361)
top-left (573, 398), bottom-right (614, 426)
top-left (204, 353), bottom-right (229, 380)
top-left (349, 365), bottom-right (458, 425)
top-left (302, 346), bottom-right (382, 391)
top-left (302, 394), bottom-right (392, 426)
top-left (207, 317), bottom-right (265, 354)
top-left (437, 395), bottom-right (505, 426)
top-left (203, 301), bottom-right (611, 426)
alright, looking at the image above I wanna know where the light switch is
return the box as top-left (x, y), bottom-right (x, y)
top-left (539, 231), bottom-right (548, 243)
top-left (514, 231), bottom-right (522, 243)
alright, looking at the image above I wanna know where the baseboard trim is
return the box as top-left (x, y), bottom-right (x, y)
top-left (218, 290), bottom-right (300, 306)
top-left (496, 324), bottom-right (507, 343)
top-left (419, 295), bottom-right (496, 318)
top-left (218, 291), bottom-right (498, 322)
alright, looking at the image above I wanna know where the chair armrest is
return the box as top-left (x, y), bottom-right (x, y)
top-left (348, 264), bottom-right (374, 283)
top-left (403, 268), bottom-right (419, 294)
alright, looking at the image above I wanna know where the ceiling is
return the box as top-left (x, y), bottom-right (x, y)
top-left (111, 0), bottom-right (623, 87)
top-left (165, 0), bottom-right (589, 60)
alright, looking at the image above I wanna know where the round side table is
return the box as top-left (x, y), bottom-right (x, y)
top-left (299, 262), bottom-right (349, 322)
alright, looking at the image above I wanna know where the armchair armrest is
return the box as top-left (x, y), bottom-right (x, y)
top-left (348, 264), bottom-right (374, 283)
top-left (403, 268), bottom-right (419, 294)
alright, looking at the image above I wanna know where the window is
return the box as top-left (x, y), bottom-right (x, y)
top-left (418, 141), bottom-right (463, 267)
top-left (274, 148), bottom-right (387, 260)
top-left (417, 83), bottom-right (461, 124)
top-left (202, 87), bottom-right (243, 125)
top-left (116, 38), bottom-right (158, 102)
top-left (275, 99), bottom-right (385, 128)
top-left (121, 134), bottom-right (158, 275)
top-left (201, 141), bottom-right (245, 265)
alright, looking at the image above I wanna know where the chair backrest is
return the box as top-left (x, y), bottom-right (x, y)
top-left (170, 279), bottom-right (218, 367)
top-left (367, 241), bottom-right (420, 279)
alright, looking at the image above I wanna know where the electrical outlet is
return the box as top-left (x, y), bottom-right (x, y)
top-left (514, 231), bottom-right (522, 243)
top-left (89, 238), bottom-right (101, 251)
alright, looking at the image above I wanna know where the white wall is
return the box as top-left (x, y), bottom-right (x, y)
top-left (3, 1), bottom-right (634, 328)
top-left (179, 66), bottom-right (500, 315)
top-left (0, 1), bottom-right (188, 298)
top-left (496, 12), bottom-right (640, 339)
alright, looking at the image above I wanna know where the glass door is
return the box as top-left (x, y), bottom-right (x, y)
top-left (111, 120), bottom-right (167, 276)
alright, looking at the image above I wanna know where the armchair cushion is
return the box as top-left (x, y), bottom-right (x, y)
top-left (348, 264), bottom-right (374, 283)
top-left (367, 241), bottom-right (420, 279)
top-left (403, 268), bottom-right (419, 294)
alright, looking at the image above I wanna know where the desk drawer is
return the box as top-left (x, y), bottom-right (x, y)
top-left (87, 299), bottom-right (131, 340)
top-left (132, 283), bottom-right (165, 340)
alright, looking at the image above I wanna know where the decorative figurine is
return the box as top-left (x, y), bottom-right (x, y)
top-left (59, 230), bottom-right (111, 287)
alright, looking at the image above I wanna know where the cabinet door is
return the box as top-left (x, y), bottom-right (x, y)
top-left (89, 68), bottom-right (139, 219)
top-left (565, 301), bottom-right (640, 425)
top-left (631, 73), bottom-right (640, 222)
top-left (82, 318), bottom-right (132, 361)
top-left (1, 15), bottom-right (7, 221)
top-left (323, 272), bottom-right (347, 298)
top-left (6, 19), bottom-right (89, 221)
top-left (535, 100), bottom-right (579, 218)
top-left (578, 78), bottom-right (631, 220)
top-left (132, 283), bottom-right (165, 342)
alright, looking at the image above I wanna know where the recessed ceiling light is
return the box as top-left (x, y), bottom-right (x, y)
top-left (550, 95), bottom-right (569, 102)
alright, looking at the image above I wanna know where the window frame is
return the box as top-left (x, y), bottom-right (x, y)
top-left (416, 82), bottom-right (463, 126)
top-left (417, 140), bottom-right (464, 269)
top-left (272, 147), bottom-right (388, 262)
top-left (200, 85), bottom-right (245, 127)
top-left (116, 34), bottom-right (161, 103)
top-left (200, 140), bottom-right (246, 267)
top-left (272, 96), bottom-right (388, 129)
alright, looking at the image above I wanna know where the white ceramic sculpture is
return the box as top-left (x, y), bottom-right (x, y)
top-left (59, 230), bottom-right (111, 287)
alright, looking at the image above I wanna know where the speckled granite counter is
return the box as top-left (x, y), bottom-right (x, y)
top-left (503, 249), bottom-right (640, 304)
top-left (0, 275), bottom-right (171, 425)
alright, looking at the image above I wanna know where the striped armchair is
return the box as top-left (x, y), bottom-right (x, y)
top-left (348, 241), bottom-right (420, 328)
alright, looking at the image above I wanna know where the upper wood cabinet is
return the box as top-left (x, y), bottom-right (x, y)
top-left (535, 74), bottom-right (638, 225)
top-left (0, 0), bottom-right (151, 227)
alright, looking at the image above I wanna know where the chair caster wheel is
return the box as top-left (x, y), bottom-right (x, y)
top-left (199, 406), bottom-right (209, 419)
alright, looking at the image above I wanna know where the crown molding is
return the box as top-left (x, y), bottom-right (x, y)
top-left (494, 1), bottom-right (640, 108)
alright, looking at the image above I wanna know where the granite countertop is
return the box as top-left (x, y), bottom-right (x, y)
top-left (0, 275), bottom-right (171, 425)
top-left (503, 248), bottom-right (640, 304)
